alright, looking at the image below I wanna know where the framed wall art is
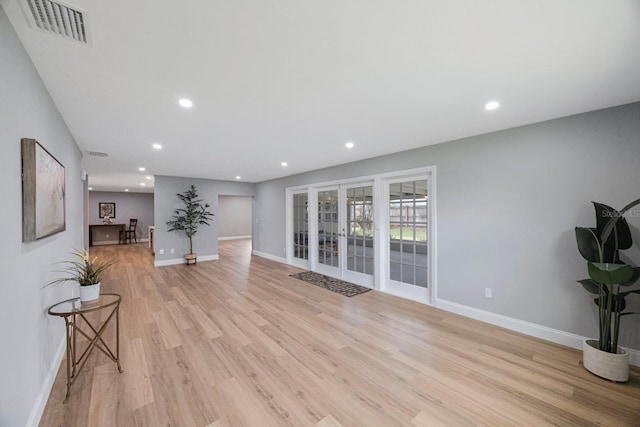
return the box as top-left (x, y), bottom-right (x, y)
top-left (99, 202), bottom-right (116, 219)
top-left (22, 138), bottom-right (66, 242)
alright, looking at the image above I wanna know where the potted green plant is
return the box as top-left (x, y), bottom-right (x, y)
top-left (166, 184), bottom-right (214, 265)
top-left (575, 198), bottom-right (640, 381)
top-left (48, 248), bottom-right (115, 302)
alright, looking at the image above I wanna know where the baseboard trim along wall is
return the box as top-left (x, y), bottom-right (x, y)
top-left (250, 251), bottom-right (639, 367)
top-left (433, 298), bottom-right (640, 367)
top-left (219, 235), bottom-right (252, 241)
top-left (27, 337), bottom-right (65, 427)
top-left (154, 254), bottom-right (219, 267)
top-left (92, 238), bottom-right (149, 246)
top-left (251, 250), bottom-right (286, 264)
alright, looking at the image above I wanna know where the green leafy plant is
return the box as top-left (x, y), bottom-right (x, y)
top-left (48, 248), bottom-right (115, 286)
top-left (575, 198), bottom-right (640, 353)
top-left (166, 184), bottom-right (214, 255)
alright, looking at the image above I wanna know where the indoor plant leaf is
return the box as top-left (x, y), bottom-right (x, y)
top-left (619, 267), bottom-right (640, 287)
top-left (592, 202), bottom-right (632, 251)
top-left (578, 278), bottom-right (601, 295)
top-left (594, 294), bottom-right (626, 312)
top-left (587, 262), bottom-right (634, 285)
top-left (575, 227), bottom-right (601, 262)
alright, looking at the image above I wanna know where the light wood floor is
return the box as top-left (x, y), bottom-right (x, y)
top-left (40, 240), bottom-right (640, 426)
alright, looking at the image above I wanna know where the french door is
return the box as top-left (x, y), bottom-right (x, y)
top-left (286, 167), bottom-right (434, 303)
top-left (381, 176), bottom-right (431, 303)
top-left (296, 183), bottom-right (374, 288)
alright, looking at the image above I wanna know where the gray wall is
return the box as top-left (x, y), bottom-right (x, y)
top-left (0, 6), bottom-right (84, 426)
top-left (88, 191), bottom-right (154, 244)
top-left (218, 195), bottom-right (252, 238)
top-left (154, 176), bottom-right (255, 262)
top-left (253, 102), bottom-right (640, 351)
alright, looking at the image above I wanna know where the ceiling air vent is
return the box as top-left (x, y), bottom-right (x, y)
top-left (22, 0), bottom-right (90, 45)
top-left (87, 151), bottom-right (108, 158)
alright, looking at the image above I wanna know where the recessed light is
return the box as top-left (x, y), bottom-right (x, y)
top-left (138, 167), bottom-right (146, 171)
top-left (485, 101), bottom-right (500, 111)
top-left (124, 189), bottom-right (129, 192)
top-left (152, 143), bottom-right (162, 150)
top-left (88, 187), bottom-right (93, 190)
top-left (140, 183), bottom-right (146, 186)
top-left (281, 162), bottom-right (288, 167)
top-left (146, 176), bottom-right (152, 180)
top-left (235, 176), bottom-right (241, 180)
top-left (179, 98), bottom-right (193, 108)
top-left (345, 141), bottom-right (354, 149)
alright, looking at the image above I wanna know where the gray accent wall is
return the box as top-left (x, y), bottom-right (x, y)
top-left (154, 176), bottom-right (255, 262)
top-left (253, 102), bottom-right (640, 351)
top-left (0, 6), bottom-right (84, 426)
top-left (88, 191), bottom-right (154, 244)
top-left (218, 195), bottom-right (252, 238)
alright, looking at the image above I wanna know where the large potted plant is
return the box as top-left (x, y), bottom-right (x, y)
top-left (166, 184), bottom-right (214, 265)
top-left (49, 248), bottom-right (115, 302)
top-left (575, 198), bottom-right (640, 381)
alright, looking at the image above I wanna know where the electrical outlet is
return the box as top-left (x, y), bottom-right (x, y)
top-left (485, 288), bottom-right (492, 298)
top-left (159, 249), bottom-right (164, 255)
top-left (170, 248), bottom-right (174, 254)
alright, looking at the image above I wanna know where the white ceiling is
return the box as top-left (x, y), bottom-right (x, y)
top-left (3, 0), bottom-right (640, 193)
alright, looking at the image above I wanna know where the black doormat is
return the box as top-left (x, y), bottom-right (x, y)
top-left (290, 271), bottom-right (371, 297)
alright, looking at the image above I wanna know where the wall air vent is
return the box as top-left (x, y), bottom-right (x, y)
top-left (87, 151), bottom-right (108, 158)
top-left (22, 0), bottom-right (91, 45)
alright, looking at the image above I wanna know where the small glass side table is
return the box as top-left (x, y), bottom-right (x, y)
top-left (48, 293), bottom-right (123, 402)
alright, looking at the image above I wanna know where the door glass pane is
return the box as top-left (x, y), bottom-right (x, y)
top-left (389, 179), bottom-right (428, 287)
top-left (318, 190), bottom-right (339, 267)
top-left (346, 186), bottom-right (373, 275)
top-left (293, 193), bottom-right (308, 260)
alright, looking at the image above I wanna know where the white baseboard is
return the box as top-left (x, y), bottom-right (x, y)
top-left (180, 246), bottom-right (640, 367)
top-left (26, 336), bottom-right (65, 427)
top-left (435, 297), bottom-right (640, 367)
top-left (251, 249), bottom-right (286, 264)
top-left (92, 238), bottom-right (149, 246)
top-left (154, 254), bottom-right (219, 267)
top-left (219, 235), bottom-right (251, 241)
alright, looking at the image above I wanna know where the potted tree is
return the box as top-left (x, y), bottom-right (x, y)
top-left (575, 198), bottom-right (640, 381)
top-left (166, 184), bottom-right (214, 265)
top-left (48, 248), bottom-right (115, 302)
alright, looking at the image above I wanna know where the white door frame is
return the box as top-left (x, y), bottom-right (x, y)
top-left (285, 166), bottom-right (437, 304)
top-left (379, 171), bottom-right (435, 305)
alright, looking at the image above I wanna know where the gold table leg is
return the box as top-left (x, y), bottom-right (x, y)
top-left (61, 302), bottom-right (123, 403)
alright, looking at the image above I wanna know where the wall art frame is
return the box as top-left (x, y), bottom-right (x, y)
top-left (99, 202), bottom-right (116, 219)
top-left (22, 138), bottom-right (66, 242)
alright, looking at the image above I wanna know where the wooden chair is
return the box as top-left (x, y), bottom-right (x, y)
top-left (120, 219), bottom-right (138, 244)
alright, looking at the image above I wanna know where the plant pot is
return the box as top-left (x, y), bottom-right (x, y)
top-left (185, 253), bottom-right (197, 265)
top-left (79, 282), bottom-right (101, 302)
top-left (583, 339), bottom-right (629, 382)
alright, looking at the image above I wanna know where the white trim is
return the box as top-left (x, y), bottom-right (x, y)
top-left (218, 235), bottom-right (252, 241)
top-left (252, 249), bottom-right (286, 264)
top-left (26, 337), bottom-right (66, 427)
top-left (380, 169), bottom-right (436, 304)
top-left (92, 238), bottom-right (149, 246)
top-left (434, 297), bottom-right (640, 367)
top-left (252, 249), bottom-right (640, 368)
top-left (154, 254), bottom-right (219, 267)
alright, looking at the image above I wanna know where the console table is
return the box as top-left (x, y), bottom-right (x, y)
top-left (48, 294), bottom-right (123, 402)
top-left (89, 223), bottom-right (125, 246)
